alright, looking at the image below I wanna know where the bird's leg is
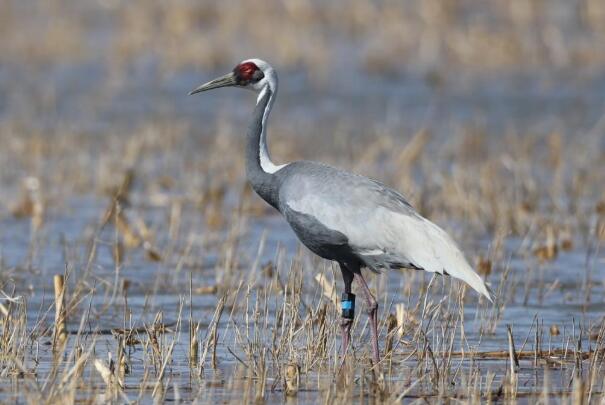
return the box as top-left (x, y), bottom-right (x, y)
top-left (354, 272), bottom-right (380, 366)
top-left (340, 300), bottom-right (354, 358)
top-left (339, 265), bottom-right (355, 361)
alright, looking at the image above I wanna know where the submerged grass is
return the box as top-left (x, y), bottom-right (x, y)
top-left (0, 142), bottom-right (603, 402)
top-left (1, 0), bottom-right (605, 403)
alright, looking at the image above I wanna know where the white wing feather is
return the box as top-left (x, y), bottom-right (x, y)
top-left (287, 196), bottom-right (492, 301)
top-left (387, 212), bottom-right (493, 301)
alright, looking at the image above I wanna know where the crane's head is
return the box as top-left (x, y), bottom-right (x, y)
top-left (189, 59), bottom-right (276, 95)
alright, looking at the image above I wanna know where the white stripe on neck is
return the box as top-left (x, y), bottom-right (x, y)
top-left (257, 85), bottom-right (287, 174)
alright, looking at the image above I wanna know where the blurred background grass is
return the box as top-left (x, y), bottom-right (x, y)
top-left (0, 0), bottom-right (604, 239)
top-left (0, 4), bottom-right (604, 400)
top-left (2, 0), bottom-right (605, 73)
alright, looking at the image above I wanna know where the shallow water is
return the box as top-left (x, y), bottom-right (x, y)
top-left (0, 192), bottom-right (603, 402)
top-left (1, 1), bottom-right (605, 402)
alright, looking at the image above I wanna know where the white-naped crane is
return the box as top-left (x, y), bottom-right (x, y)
top-left (189, 58), bottom-right (492, 368)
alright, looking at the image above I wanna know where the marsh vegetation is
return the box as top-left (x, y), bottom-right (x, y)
top-left (0, 0), bottom-right (604, 403)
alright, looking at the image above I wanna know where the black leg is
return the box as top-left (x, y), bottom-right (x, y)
top-left (339, 263), bottom-right (354, 359)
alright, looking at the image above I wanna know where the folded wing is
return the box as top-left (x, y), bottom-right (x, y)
top-left (280, 163), bottom-right (492, 301)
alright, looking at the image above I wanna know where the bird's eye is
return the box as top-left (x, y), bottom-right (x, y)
top-left (250, 69), bottom-right (264, 83)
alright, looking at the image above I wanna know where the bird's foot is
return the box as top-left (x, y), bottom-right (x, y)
top-left (339, 317), bottom-right (353, 364)
top-left (368, 346), bottom-right (384, 394)
top-left (336, 358), bottom-right (354, 388)
top-left (370, 360), bottom-right (386, 394)
top-left (338, 294), bottom-right (354, 376)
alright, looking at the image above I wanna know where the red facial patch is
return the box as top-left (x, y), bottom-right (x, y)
top-left (236, 62), bottom-right (258, 81)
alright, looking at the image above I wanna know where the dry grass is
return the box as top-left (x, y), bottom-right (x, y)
top-left (0, 0), bottom-right (604, 403)
top-left (0, 133), bottom-right (602, 401)
top-left (2, 0), bottom-right (605, 75)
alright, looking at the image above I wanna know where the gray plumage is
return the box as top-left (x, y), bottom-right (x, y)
top-left (278, 161), bottom-right (416, 268)
top-left (189, 58), bottom-right (493, 366)
top-left (246, 85), bottom-right (491, 299)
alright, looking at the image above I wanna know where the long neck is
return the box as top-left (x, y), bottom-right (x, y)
top-left (245, 85), bottom-right (280, 209)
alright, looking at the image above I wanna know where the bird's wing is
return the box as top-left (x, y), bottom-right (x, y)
top-left (372, 211), bottom-right (493, 301)
top-left (279, 162), bottom-right (492, 301)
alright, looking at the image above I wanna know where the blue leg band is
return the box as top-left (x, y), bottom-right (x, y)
top-left (341, 293), bottom-right (355, 319)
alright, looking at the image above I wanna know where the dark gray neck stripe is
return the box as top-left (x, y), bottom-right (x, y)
top-left (245, 87), bottom-right (280, 209)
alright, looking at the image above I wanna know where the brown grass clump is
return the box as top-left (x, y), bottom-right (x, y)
top-left (1, 0), bottom-right (605, 76)
top-left (0, 0), bottom-right (604, 402)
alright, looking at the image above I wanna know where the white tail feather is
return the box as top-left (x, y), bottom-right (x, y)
top-left (392, 214), bottom-right (493, 302)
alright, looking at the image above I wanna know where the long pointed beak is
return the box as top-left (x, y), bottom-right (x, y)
top-left (188, 72), bottom-right (236, 95)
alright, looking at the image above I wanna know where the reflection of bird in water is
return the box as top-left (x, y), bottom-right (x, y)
top-left (189, 58), bottom-right (492, 368)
